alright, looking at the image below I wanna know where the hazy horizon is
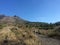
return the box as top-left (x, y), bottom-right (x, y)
top-left (0, 0), bottom-right (60, 23)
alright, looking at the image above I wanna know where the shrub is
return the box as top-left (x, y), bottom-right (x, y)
top-left (0, 24), bottom-right (6, 29)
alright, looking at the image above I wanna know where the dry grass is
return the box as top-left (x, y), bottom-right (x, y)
top-left (0, 26), bottom-right (41, 45)
top-left (11, 27), bottom-right (41, 45)
top-left (39, 29), bottom-right (59, 37)
top-left (39, 30), bottom-right (54, 35)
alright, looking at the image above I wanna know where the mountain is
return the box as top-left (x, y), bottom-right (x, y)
top-left (0, 15), bottom-right (41, 45)
top-left (0, 15), bottom-right (29, 25)
top-left (0, 15), bottom-right (6, 19)
top-left (0, 15), bottom-right (60, 45)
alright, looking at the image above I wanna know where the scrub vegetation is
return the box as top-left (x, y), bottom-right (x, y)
top-left (0, 15), bottom-right (60, 45)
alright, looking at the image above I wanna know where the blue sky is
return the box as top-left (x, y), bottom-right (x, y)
top-left (0, 0), bottom-right (60, 23)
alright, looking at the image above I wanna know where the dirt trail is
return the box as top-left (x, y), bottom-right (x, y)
top-left (38, 34), bottom-right (60, 45)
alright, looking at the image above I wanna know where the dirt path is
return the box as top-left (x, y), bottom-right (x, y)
top-left (38, 34), bottom-right (60, 45)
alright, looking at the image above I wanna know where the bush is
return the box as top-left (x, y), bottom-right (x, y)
top-left (47, 32), bottom-right (57, 37)
top-left (0, 24), bottom-right (6, 29)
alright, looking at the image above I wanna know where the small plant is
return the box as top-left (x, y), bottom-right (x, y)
top-left (29, 35), bottom-right (33, 38)
top-left (47, 32), bottom-right (57, 37)
top-left (11, 27), bottom-right (18, 31)
top-left (0, 24), bottom-right (6, 29)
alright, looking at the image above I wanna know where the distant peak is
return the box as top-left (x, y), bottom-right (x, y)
top-left (0, 14), bottom-right (6, 19)
top-left (13, 15), bottom-right (19, 17)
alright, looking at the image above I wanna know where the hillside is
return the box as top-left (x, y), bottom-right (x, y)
top-left (0, 15), bottom-right (60, 45)
top-left (0, 15), bottom-right (41, 45)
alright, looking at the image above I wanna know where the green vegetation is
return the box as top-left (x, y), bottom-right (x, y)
top-left (0, 24), bottom-right (6, 29)
top-left (25, 22), bottom-right (54, 30)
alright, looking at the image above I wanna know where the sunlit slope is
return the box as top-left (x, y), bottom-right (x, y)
top-left (0, 26), bottom-right (41, 45)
